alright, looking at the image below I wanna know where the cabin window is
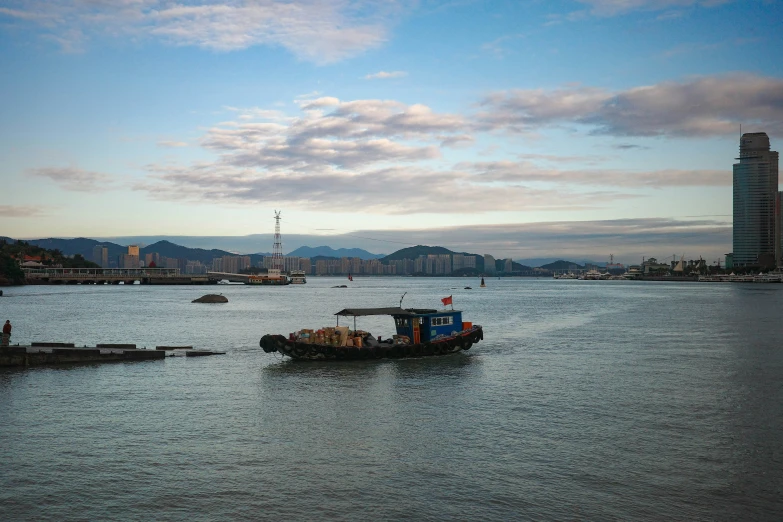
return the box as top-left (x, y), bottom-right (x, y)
top-left (433, 316), bottom-right (453, 326)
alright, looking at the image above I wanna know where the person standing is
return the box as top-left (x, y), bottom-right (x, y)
top-left (1, 320), bottom-right (11, 347)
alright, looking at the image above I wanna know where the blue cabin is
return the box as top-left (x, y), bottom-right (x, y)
top-left (334, 307), bottom-right (465, 344)
top-left (392, 309), bottom-right (463, 343)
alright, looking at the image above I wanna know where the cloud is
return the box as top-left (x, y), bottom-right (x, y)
top-left (575, 0), bottom-right (732, 16)
top-left (92, 217), bottom-right (731, 262)
top-left (27, 167), bottom-right (113, 192)
top-left (613, 143), bottom-right (649, 150)
top-left (0, 205), bottom-right (47, 217)
top-left (158, 140), bottom-right (189, 148)
top-left (478, 74), bottom-right (783, 137)
top-left (0, 0), bottom-right (401, 63)
top-left (459, 161), bottom-right (730, 187)
top-left (364, 71), bottom-right (408, 80)
top-left (348, 217), bottom-right (731, 262)
top-left (138, 162), bottom-right (636, 214)
top-left (199, 96), bottom-right (468, 170)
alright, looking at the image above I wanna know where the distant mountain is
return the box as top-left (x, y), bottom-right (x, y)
top-left (382, 245), bottom-right (456, 262)
top-left (139, 240), bottom-right (262, 266)
top-left (539, 260), bottom-right (585, 271)
top-left (24, 237), bottom-right (126, 260)
top-left (383, 245), bottom-right (494, 271)
top-left (287, 245), bottom-right (382, 260)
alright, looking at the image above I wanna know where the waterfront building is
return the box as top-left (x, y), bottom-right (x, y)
top-left (504, 259), bottom-right (513, 273)
top-left (119, 253), bottom-right (140, 269)
top-left (92, 245), bottom-right (108, 267)
top-left (641, 257), bottom-right (669, 274)
top-left (128, 245), bottom-right (140, 257)
top-left (725, 253), bottom-right (734, 270)
top-left (211, 257), bottom-right (223, 272)
top-left (144, 252), bottom-right (160, 267)
top-left (484, 254), bottom-right (496, 274)
top-left (733, 132), bottom-right (779, 267)
top-left (779, 191), bottom-right (783, 267)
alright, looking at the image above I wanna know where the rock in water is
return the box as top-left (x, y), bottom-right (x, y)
top-left (192, 294), bottom-right (228, 303)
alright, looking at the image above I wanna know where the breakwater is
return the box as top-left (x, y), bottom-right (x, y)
top-left (0, 343), bottom-right (223, 367)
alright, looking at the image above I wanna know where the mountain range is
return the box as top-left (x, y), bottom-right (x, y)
top-left (3, 236), bottom-right (599, 268)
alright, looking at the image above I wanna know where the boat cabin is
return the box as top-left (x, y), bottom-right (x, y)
top-left (335, 307), bottom-right (464, 344)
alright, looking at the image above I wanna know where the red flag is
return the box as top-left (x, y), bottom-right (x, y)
top-left (441, 295), bottom-right (452, 306)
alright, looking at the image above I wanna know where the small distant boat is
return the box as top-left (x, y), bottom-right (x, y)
top-left (464, 286), bottom-right (472, 289)
top-left (348, 273), bottom-right (353, 281)
top-left (289, 270), bottom-right (307, 284)
top-left (247, 268), bottom-right (290, 285)
top-left (480, 277), bottom-right (486, 288)
top-left (332, 285), bottom-right (348, 288)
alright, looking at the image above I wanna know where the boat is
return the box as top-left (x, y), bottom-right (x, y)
top-left (260, 307), bottom-right (483, 361)
top-left (247, 268), bottom-right (290, 285)
top-left (480, 277), bottom-right (486, 288)
top-left (348, 274), bottom-right (353, 282)
top-left (289, 270), bottom-right (307, 284)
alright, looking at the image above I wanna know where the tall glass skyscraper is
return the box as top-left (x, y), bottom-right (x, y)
top-left (733, 132), bottom-right (779, 267)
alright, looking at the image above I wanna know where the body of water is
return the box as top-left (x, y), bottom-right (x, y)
top-left (1, 278), bottom-right (782, 520)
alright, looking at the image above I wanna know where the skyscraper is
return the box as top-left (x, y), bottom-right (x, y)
top-left (733, 132), bottom-right (779, 267)
top-left (92, 245), bottom-right (108, 267)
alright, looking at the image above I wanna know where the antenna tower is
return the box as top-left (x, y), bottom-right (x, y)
top-left (272, 210), bottom-right (284, 271)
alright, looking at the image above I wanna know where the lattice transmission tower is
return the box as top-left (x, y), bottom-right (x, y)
top-left (271, 210), bottom-right (284, 271)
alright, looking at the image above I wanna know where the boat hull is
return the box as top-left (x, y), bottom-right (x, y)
top-left (260, 326), bottom-right (483, 361)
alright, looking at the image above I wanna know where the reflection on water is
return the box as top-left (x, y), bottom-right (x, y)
top-left (1, 278), bottom-right (782, 520)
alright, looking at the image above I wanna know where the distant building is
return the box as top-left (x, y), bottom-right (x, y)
top-left (503, 259), bottom-right (513, 273)
top-left (641, 257), bottom-right (669, 274)
top-left (128, 245), bottom-right (140, 257)
top-left (92, 245), bottom-right (108, 267)
top-left (144, 252), bottom-right (160, 267)
top-left (119, 254), bottom-right (140, 269)
top-left (725, 253), bottom-right (734, 270)
top-left (733, 132), bottom-right (779, 267)
top-left (484, 254), bottom-right (496, 274)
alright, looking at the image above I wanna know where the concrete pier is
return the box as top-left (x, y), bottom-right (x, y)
top-left (0, 344), bottom-right (166, 367)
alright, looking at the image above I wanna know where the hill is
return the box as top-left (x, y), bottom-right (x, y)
top-left (139, 240), bottom-right (265, 266)
top-left (25, 237), bottom-right (126, 260)
top-left (382, 245), bottom-right (456, 262)
top-left (539, 260), bottom-right (585, 271)
top-left (287, 245), bottom-right (382, 260)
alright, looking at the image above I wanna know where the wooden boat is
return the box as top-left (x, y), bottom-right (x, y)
top-left (260, 307), bottom-right (483, 361)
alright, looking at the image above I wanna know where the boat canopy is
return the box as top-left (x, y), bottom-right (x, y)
top-left (335, 307), bottom-right (413, 317)
top-left (334, 307), bottom-right (443, 317)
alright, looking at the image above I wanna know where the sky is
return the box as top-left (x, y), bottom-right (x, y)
top-left (2, 0), bottom-right (782, 263)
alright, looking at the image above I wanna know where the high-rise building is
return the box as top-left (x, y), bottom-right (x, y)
top-left (92, 245), bottom-right (108, 267)
top-left (484, 254), bottom-right (496, 274)
top-left (778, 191), bottom-right (782, 267)
top-left (733, 132), bottom-right (779, 267)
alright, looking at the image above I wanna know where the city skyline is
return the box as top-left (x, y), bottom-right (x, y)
top-left (3, 1), bottom-right (782, 261)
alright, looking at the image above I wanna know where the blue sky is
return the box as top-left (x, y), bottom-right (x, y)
top-left (2, 0), bottom-right (782, 262)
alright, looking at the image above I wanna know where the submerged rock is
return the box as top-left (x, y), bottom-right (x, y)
top-left (192, 294), bottom-right (228, 303)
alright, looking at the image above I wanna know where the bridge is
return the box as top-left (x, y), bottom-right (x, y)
top-left (23, 268), bottom-right (218, 285)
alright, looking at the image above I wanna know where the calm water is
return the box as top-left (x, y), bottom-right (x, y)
top-left (1, 278), bottom-right (782, 521)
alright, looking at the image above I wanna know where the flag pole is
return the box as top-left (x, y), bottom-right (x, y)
top-left (451, 295), bottom-right (454, 310)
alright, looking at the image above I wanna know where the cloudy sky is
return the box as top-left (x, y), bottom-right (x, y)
top-left (2, 0), bottom-right (781, 262)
